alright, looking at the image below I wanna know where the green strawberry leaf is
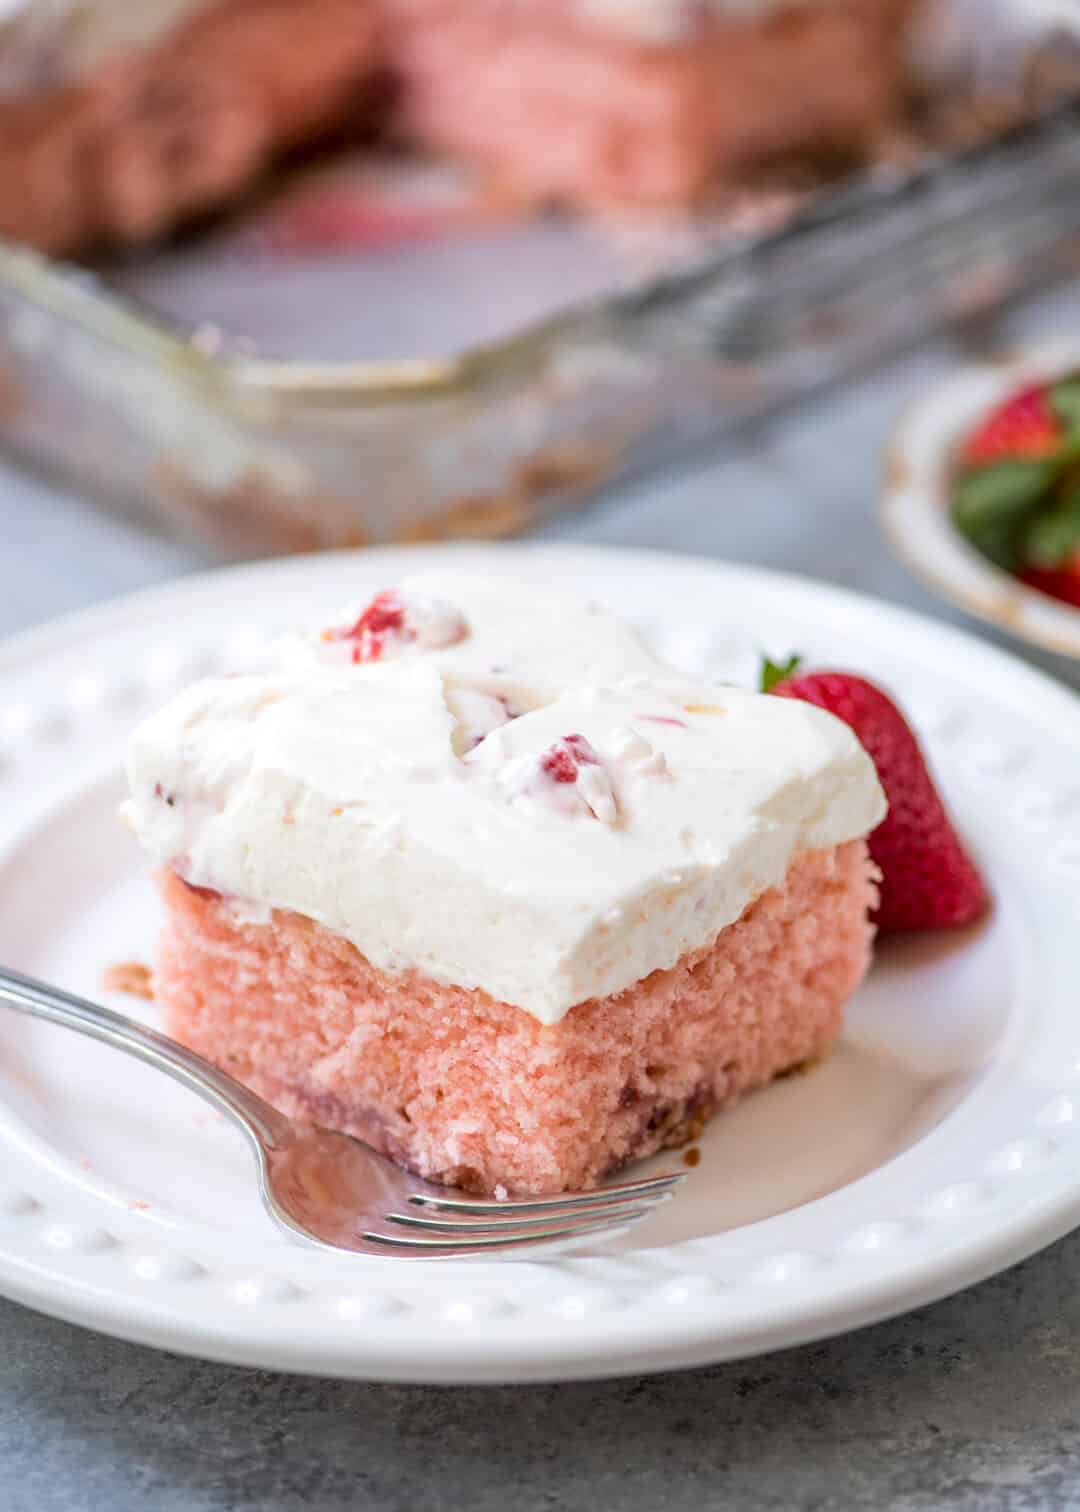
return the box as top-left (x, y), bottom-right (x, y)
top-left (951, 459), bottom-right (1056, 536)
top-left (1050, 375), bottom-right (1080, 434)
top-left (1019, 485), bottom-right (1080, 567)
top-left (760, 654), bottom-right (801, 693)
top-left (961, 519), bottom-right (1021, 571)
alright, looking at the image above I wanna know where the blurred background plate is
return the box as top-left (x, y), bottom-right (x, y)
top-left (883, 340), bottom-right (1080, 659)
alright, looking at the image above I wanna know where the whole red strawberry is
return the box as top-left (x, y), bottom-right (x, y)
top-left (961, 382), bottom-right (1062, 468)
top-left (766, 664), bottom-right (988, 932)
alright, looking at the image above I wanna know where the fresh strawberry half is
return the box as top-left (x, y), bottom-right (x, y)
top-left (960, 382), bottom-right (1063, 469)
top-left (766, 663), bottom-right (989, 932)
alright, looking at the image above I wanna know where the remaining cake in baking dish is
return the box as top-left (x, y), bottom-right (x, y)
top-left (383, 0), bottom-right (916, 206)
top-left (123, 576), bottom-right (886, 1194)
top-left (0, 0), bottom-right (917, 252)
top-left (0, 0), bottom-right (385, 255)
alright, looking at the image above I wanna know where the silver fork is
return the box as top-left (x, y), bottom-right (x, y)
top-left (0, 966), bottom-right (686, 1259)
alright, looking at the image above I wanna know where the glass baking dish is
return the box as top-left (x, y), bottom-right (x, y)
top-left (2, 0), bottom-right (1080, 556)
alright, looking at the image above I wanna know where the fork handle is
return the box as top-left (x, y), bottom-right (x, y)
top-left (0, 965), bottom-right (292, 1149)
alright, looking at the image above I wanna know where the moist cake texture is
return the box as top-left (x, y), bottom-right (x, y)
top-left (126, 575), bottom-right (886, 1192)
top-left (157, 841), bottom-right (876, 1193)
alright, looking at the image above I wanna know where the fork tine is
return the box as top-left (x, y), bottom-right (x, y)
top-left (361, 1213), bottom-right (645, 1254)
top-left (384, 1200), bottom-right (659, 1235)
top-left (408, 1170), bottom-right (686, 1215)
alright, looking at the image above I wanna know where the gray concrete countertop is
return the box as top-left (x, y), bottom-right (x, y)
top-left (3, 284), bottom-right (1080, 1511)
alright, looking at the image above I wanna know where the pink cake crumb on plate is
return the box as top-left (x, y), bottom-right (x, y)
top-left (156, 841), bottom-right (876, 1197)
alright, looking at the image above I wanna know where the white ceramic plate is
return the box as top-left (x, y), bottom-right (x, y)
top-left (882, 340), bottom-right (1080, 660)
top-left (2, 542), bottom-right (1079, 1384)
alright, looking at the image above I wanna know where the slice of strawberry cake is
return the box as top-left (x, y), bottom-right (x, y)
top-left (124, 576), bottom-right (886, 1194)
top-left (0, 0), bottom-right (916, 252)
top-left (385, 0), bottom-right (916, 207)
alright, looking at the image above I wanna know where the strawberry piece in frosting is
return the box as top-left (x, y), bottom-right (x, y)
top-left (532, 734), bottom-right (617, 824)
top-left (324, 589), bottom-right (468, 664)
top-left (468, 729), bottom-right (617, 822)
top-left (540, 733), bottom-right (599, 783)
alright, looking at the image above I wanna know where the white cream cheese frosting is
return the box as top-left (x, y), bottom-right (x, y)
top-left (276, 572), bottom-right (671, 703)
top-left (124, 575), bottom-right (886, 1025)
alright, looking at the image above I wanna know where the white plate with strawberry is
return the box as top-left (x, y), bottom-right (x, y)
top-left (884, 342), bottom-right (1080, 659)
top-left (0, 542), bottom-right (1077, 1383)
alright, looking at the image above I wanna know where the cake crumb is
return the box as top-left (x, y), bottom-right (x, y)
top-left (103, 961), bottom-right (155, 1000)
top-left (777, 1056), bottom-right (819, 1080)
top-left (683, 1147), bottom-right (702, 1169)
top-left (128, 1199), bottom-right (151, 1212)
top-left (493, 1184), bottom-right (509, 1202)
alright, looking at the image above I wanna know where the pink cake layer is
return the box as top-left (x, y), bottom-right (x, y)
top-left (155, 840), bottom-right (876, 1195)
top-left (384, 0), bottom-right (913, 205)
